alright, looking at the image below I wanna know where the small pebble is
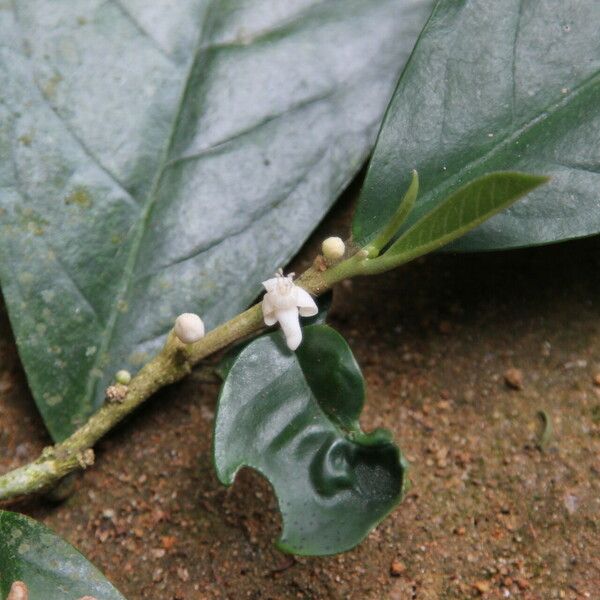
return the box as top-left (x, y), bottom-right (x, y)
top-left (390, 559), bottom-right (406, 576)
top-left (516, 578), bottom-right (530, 590)
top-left (473, 580), bottom-right (490, 594)
top-left (504, 368), bottom-right (523, 390)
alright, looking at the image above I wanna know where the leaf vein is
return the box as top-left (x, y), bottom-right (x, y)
top-left (141, 146), bottom-right (330, 280)
top-left (106, 0), bottom-right (175, 63)
top-left (81, 4), bottom-right (220, 407)
top-left (510, 0), bottom-right (524, 121)
top-left (165, 90), bottom-right (336, 169)
top-left (11, 1), bottom-right (138, 207)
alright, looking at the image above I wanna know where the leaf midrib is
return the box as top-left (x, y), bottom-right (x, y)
top-left (82, 5), bottom-right (221, 409)
top-left (65, 0), bottom-right (374, 414)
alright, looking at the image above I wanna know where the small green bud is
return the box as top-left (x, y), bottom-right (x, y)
top-left (321, 236), bottom-right (345, 262)
top-left (115, 369), bottom-right (132, 385)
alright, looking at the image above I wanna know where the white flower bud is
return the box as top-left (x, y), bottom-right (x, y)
top-left (262, 270), bottom-right (318, 351)
top-left (115, 369), bottom-right (131, 385)
top-left (321, 236), bottom-right (345, 262)
top-left (174, 312), bottom-right (205, 344)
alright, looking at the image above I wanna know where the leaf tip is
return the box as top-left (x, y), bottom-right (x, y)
top-left (524, 172), bottom-right (551, 186)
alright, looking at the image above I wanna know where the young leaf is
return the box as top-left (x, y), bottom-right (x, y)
top-left (353, 0), bottom-right (600, 251)
top-left (213, 325), bottom-right (407, 556)
top-left (0, 1), bottom-right (434, 440)
top-left (361, 172), bottom-right (548, 274)
top-left (365, 169), bottom-right (418, 256)
top-left (0, 511), bottom-right (125, 599)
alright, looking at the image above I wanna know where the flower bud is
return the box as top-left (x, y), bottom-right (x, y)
top-left (174, 312), bottom-right (205, 344)
top-left (115, 369), bottom-right (131, 385)
top-left (321, 236), bottom-right (345, 262)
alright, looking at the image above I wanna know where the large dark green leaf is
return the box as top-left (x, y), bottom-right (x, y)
top-left (214, 325), bottom-right (407, 556)
top-left (353, 0), bottom-right (600, 251)
top-left (0, 0), bottom-right (434, 440)
top-left (0, 511), bottom-right (125, 599)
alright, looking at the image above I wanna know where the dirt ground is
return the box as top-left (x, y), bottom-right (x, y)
top-left (1, 185), bottom-right (599, 599)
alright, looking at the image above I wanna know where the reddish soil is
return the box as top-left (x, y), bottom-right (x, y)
top-left (1, 189), bottom-right (599, 599)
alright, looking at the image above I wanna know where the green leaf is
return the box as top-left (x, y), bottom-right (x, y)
top-left (0, 511), bottom-right (125, 599)
top-left (366, 172), bottom-right (548, 271)
top-left (214, 324), bottom-right (407, 556)
top-left (366, 169), bottom-right (418, 256)
top-left (353, 0), bottom-right (600, 251)
top-left (0, 1), bottom-right (434, 440)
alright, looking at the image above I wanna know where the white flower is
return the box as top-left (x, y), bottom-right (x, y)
top-left (174, 312), bottom-right (205, 344)
top-left (262, 270), bottom-right (318, 351)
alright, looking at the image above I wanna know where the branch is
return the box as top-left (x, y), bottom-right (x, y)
top-left (0, 264), bottom-right (337, 502)
top-left (0, 168), bottom-right (546, 502)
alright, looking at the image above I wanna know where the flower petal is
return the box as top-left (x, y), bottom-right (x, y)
top-left (295, 287), bottom-right (318, 317)
top-left (261, 277), bottom-right (279, 292)
top-left (277, 307), bottom-right (303, 351)
top-left (262, 294), bottom-right (278, 326)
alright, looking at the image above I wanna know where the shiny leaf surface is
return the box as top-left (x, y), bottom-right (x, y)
top-left (0, 511), bottom-right (125, 600)
top-left (0, 0), bottom-right (433, 439)
top-left (214, 325), bottom-right (407, 555)
top-left (353, 0), bottom-right (600, 250)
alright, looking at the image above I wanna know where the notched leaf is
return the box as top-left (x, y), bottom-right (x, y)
top-left (213, 325), bottom-right (407, 556)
